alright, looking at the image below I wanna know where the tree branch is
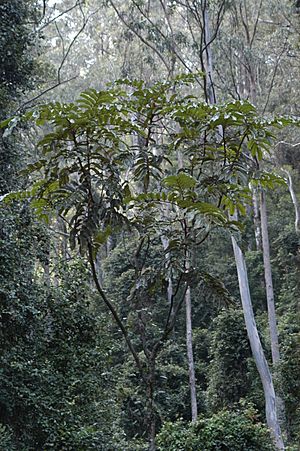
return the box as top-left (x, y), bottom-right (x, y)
top-left (88, 243), bottom-right (146, 382)
top-left (250, 0), bottom-right (263, 49)
top-left (109, 0), bottom-right (171, 74)
top-left (15, 5), bottom-right (101, 113)
top-left (38, 1), bottom-right (84, 32)
top-left (262, 40), bottom-right (288, 114)
top-left (15, 76), bottom-right (78, 113)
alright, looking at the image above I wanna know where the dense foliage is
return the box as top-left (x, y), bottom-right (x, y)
top-left (0, 0), bottom-right (299, 450)
top-left (157, 406), bottom-right (274, 451)
top-left (0, 0), bottom-right (41, 113)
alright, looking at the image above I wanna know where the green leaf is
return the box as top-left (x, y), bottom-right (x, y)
top-left (164, 173), bottom-right (197, 191)
top-left (0, 117), bottom-right (13, 128)
top-left (94, 226), bottom-right (112, 246)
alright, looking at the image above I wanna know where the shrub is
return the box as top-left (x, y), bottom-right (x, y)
top-left (157, 406), bottom-right (273, 450)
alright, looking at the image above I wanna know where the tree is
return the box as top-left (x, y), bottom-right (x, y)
top-left (1, 1), bottom-right (300, 449)
top-left (0, 0), bottom-right (46, 193)
top-left (5, 73), bottom-right (294, 449)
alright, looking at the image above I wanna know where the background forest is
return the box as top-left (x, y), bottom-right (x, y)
top-left (0, 1), bottom-right (300, 450)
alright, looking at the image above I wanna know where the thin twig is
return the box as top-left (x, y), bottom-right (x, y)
top-left (15, 76), bottom-right (78, 113)
top-left (38, 1), bottom-right (84, 32)
top-left (250, 0), bottom-right (263, 49)
top-left (262, 40), bottom-right (288, 114)
top-left (109, 0), bottom-right (171, 74)
top-left (57, 4), bottom-right (88, 83)
top-left (15, 6), bottom-right (101, 113)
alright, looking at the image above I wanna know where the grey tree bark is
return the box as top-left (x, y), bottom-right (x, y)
top-left (179, 150), bottom-right (198, 421)
top-left (252, 187), bottom-right (262, 250)
top-left (201, 2), bottom-right (285, 446)
top-left (283, 168), bottom-right (300, 234)
top-left (260, 190), bottom-right (286, 428)
top-left (231, 233), bottom-right (285, 450)
top-left (260, 190), bottom-right (280, 364)
top-left (161, 235), bottom-right (173, 306)
top-left (185, 285), bottom-right (198, 421)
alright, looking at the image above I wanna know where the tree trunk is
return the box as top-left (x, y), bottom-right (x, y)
top-left (179, 143), bottom-right (198, 421)
top-left (161, 235), bottom-right (173, 306)
top-left (186, 285), bottom-right (198, 421)
top-left (231, 234), bottom-right (285, 450)
top-left (260, 190), bottom-right (280, 364)
top-left (260, 190), bottom-right (286, 427)
top-left (283, 168), bottom-right (300, 234)
top-left (147, 362), bottom-right (157, 451)
top-left (203, 3), bottom-right (215, 105)
top-left (201, 8), bottom-right (284, 444)
top-left (252, 187), bottom-right (262, 250)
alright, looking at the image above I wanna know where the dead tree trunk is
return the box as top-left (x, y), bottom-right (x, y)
top-left (231, 234), bottom-right (285, 450)
top-left (201, 1), bottom-right (285, 445)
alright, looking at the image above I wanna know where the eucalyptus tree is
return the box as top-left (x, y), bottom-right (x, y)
top-left (215, 5), bottom-right (298, 432)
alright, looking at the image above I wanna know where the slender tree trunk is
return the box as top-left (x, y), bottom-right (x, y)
top-left (260, 190), bottom-right (280, 364)
top-left (43, 243), bottom-right (51, 287)
top-left (203, 2), bottom-right (215, 105)
top-left (161, 235), bottom-right (173, 306)
top-left (58, 217), bottom-right (68, 259)
top-left (147, 361), bottom-right (157, 451)
top-left (179, 143), bottom-right (198, 421)
top-left (283, 169), bottom-right (300, 233)
top-left (260, 190), bottom-right (286, 427)
top-left (217, 1), bottom-right (284, 437)
top-left (186, 285), bottom-right (198, 421)
top-left (231, 234), bottom-right (285, 450)
top-left (252, 187), bottom-right (262, 250)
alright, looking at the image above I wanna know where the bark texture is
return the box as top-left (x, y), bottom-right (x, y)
top-left (185, 285), bottom-right (198, 421)
top-left (260, 190), bottom-right (286, 428)
top-left (231, 235), bottom-right (284, 450)
top-left (252, 188), bottom-right (262, 250)
top-left (260, 190), bottom-right (280, 364)
top-left (283, 169), bottom-right (300, 233)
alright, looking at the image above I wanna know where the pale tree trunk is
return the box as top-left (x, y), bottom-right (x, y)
top-left (201, 3), bottom-right (284, 446)
top-left (260, 190), bottom-right (280, 364)
top-left (147, 361), bottom-right (157, 451)
top-left (231, 234), bottom-right (285, 450)
top-left (252, 187), bottom-right (262, 250)
top-left (161, 235), bottom-right (173, 306)
top-left (283, 168), bottom-right (300, 234)
top-left (57, 217), bottom-right (68, 259)
top-left (179, 148), bottom-right (198, 420)
top-left (260, 190), bottom-right (286, 427)
top-left (185, 284), bottom-right (198, 421)
top-left (182, 233), bottom-right (198, 422)
top-left (234, 2), bottom-right (286, 439)
top-left (246, 15), bottom-right (286, 433)
top-left (201, 0), bottom-right (285, 444)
